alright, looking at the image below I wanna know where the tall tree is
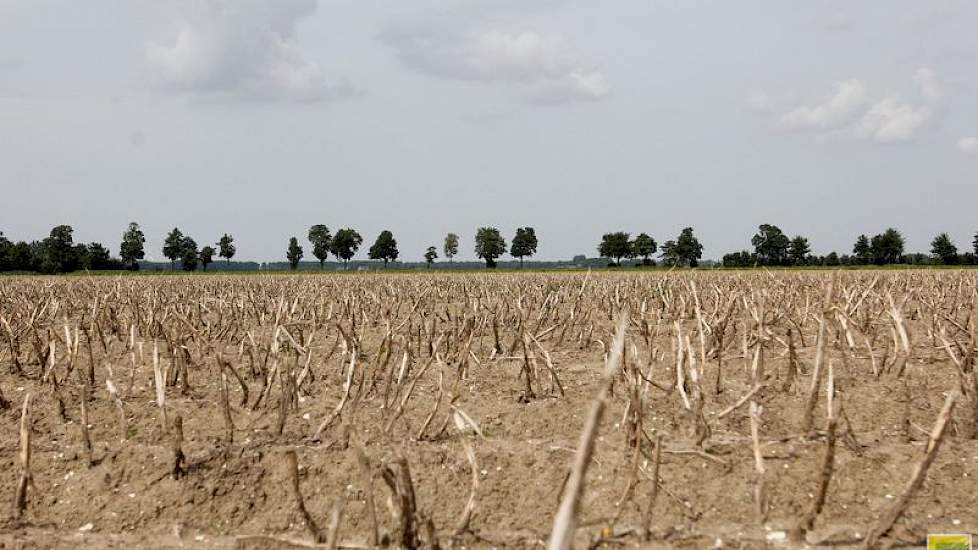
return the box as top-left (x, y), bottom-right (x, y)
top-left (931, 233), bottom-right (959, 265)
top-left (788, 236), bottom-right (811, 265)
top-left (474, 227), bottom-right (506, 268)
top-left (852, 234), bottom-right (871, 265)
top-left (163, 227), bottom-right (184, 270)
top-left (972, 232), bottom-right (978, 256)
top-left (368, 230), bottom-right (399, 267)
top-left (673, 227), bottom-right (703, 267)
top-left (424, 246), bottom-right (438, 268)
top-left (287, 237), bottom-right (303, 270)
top-left (598, 232), bottom-right (632, 266)
top-left (179, 236), bottom-right (199, 271)
top-left (218, 234), bottom-right (235, 264)
top-left (443, 233), bottom-right (459, 265)
top-left (870, 228), bottom-right (905, 265)
top-left (631, 233), bottom-right (657, 265)
top-left (199, 246), bottom-right (215, 271)
top-left (509, 227), bottom-right (538, 268)
top-left (751, 224), bottom-right (791, 266)
top-left (331, 228), bottom-right (363, 270)
top-left (307, 225), bottom-right (332, 269)
top-left (120, 222), bottom-right (146, 271)
top-left (42, 225), bottom-right (77, 273)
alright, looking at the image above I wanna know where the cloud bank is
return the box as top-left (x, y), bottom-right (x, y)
top-left (382, 22), bottom-right (609, 104)
top-left (761, 68), bottom-right (942, 144)
top-left (148, 0), bottom-right (358, 102)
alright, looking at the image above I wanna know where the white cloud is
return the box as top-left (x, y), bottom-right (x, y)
top-left (779, 80), bottom-right (867, 130)
top-left (767, 68), bottom-right (942, 144)
top-left (147, 0), bottom-right (358, 102)
top-left (383, 26), bottom-right (609, 104)
top-left (959, 137), bottom-right (978, 154)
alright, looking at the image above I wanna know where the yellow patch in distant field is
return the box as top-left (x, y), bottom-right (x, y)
top-left (928, 534), bottom-right (972, 550)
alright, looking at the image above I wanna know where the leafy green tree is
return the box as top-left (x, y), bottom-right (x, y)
top-left (424, 246), bottom-right (438, 268)
top-left (631, 233), bottom-right (657, 265)
top-left (598, 232), bottom-right (632, 266)
top-left (0, 232), bottom-right (11, 271)
top-left (180, 236), bottom-right (199, 271)
top-left (722, 250), bottom-right (755, 267)
top-left (444, 233), bottom-right (459, 265)
top-left (824, 252), bottom-right (841, 266)
top-left (120, 222), bottom-right (145, 271)
top-left (788, 236), bottom-right (811, 265)
top-left (669, 227), bottom-right (704, 267)
top-left (200, 246), bottom-right (215, 271)
top-left (973, 232), bottom-right (978, 256)
top-left (218, 234), bottom-right (235, 264)
top-left (510, 227), bottom-right (538, 267)
top-left (751, 224), bottom-right (790, 266)
top-left (81, 243), bottom-right (113, 270)
top-left (307, 225), bottom-right (332, 269)
top-left (368, 230), bottom-right (399, 267)
top-left (870, 228), bottom-right (905, 265)
top-left (42, 225), bottom-right (78, 273)
top-left (931, 233), bottom-right (959, 265)
top-left (474, 227), bottom-right (506, 268)
top-left (331, 228), bottom-right (362, 270)
top-left (287, 237), bottom-right (303, 269)
top-left (163, 227), bottom-right (185, 270)
top-left (852, 234), bottom-right (871, 265)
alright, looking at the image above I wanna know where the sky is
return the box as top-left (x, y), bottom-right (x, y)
top-left (1, 0), bottom-right (977, 262)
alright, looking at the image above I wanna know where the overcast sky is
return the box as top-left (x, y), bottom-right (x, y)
top-left (2, 0), bottom-right (977, 262)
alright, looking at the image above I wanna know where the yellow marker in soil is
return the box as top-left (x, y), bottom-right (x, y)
top-left (928, 534), bottom-right (972, 550)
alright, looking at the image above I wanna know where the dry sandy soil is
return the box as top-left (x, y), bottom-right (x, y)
top-left (0, 271), bottom-right (975, 549)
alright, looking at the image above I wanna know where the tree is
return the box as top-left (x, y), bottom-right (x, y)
top-left (824, 252), bottom-right (841, 266)
top-left (331, 228), bottom-right (362, 270)
top-left (200, 246), bottom-right (215, 271)
top-left (788, 236), bottom-right (811, 265)
top-left (0, 232), bottom-right (11, 271)
top-left (973, 232), bottom-right (978, 256)
top-left (510, 227), bottom-right (538, 267)
top-left (307, 225), bottom-right (332, 269)
top-left (81, 243), bottom-right (113, 270)
top-left (444, 233), bottom-right (459, 265)
top-left (870, 228), bottom-right (904, 265)
top-left (120, 222), bottom-right (145, 271)
top-left (598, 232), bottom-right (632, 266)
top-left (179, 236), bottom-right (199, 271)
top-left (474, 227), bottom-right (506, 268)
top-left (670, 227), bottom-right (704, 267)
top-left (631, 233), bottom-right (657, 265)
top-left (163, 227), bottom-right (184, 270)
top-left (42, 225), bottom-right (77, 273)
top-left (852, 234), bottom-right (871, 265)
top-left (287, 237), bottom-right (303, 269)
top-left (368, 230), bottom-right (399, 267)
top-left (723, 250), bottom-right (755, 267)
top-left (218, 234), bottom-right (236, 264)
top-left (751, 224), bottom-right (790, 266)
top-left (931, 233), bottom-right (959, 265)
top-left (424, 246), bottom-right (438, 268)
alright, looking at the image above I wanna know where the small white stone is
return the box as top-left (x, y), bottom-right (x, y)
top-left (302, 413), bottom-right (310, 420)
top-left (953, 519), bottom-right (961, 526)
top-left (128, 493), bottom-right (136, 498)
top-left (765, 531), bottom-right (786, 542)
top-left (78, 523), bottom-right (94, 532)
top-left (885, 494), bottom-right (893, 499)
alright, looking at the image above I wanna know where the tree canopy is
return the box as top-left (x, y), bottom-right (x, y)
top-left (598, 232), bottom-right (632, 265)
top-left (287, 237), bottom-right (303, 269)
top-left (510, 227), bottom-right (538, 267)
top-left (931, 233), bottom-right (958, 265)
top-left (444, 233), bottom-right (459, 264)
top-left (751, 224), bottom-right (791, 266)
top-left (632, 233), bottom-right (657, 265)
top-left (368, 230), bottom-right (399, 266)
top-left (474, 227), bottom-right (506, 268)
top-left (163, 228), bottom-right (185, 269)
top-left (307, 225), bottom-right (332, 269)
top-left (331, 228), bottom-right (363, 269)
top-left (218, 234), bottom-right (236, 264)
top-left (120, 222), bottom-right (145, 270)
top-left (424, 246), bottom-right (438, 267)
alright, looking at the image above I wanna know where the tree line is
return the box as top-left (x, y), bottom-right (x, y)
top-left (2, 222), bottom-right (978, 273)
top-left (722, 224), bottom-right (978, 267)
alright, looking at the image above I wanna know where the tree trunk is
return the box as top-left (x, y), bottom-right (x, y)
top-left (320, 259), bottom-right (324, 270)
top-left (519, 257), bottom-right (524, 268)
